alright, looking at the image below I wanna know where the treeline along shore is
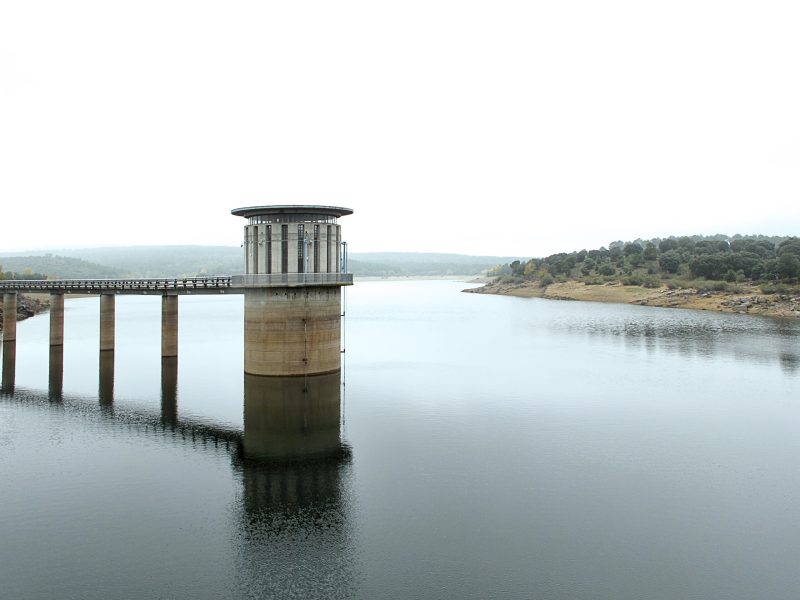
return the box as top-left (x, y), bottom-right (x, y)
top-left (468, 235), bottom-right (800, 319)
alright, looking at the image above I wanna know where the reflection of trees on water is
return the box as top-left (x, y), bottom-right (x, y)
top-left (780, 352), bottom-right (799, 374)
top-left (550, 313), bottom-right (800, 372)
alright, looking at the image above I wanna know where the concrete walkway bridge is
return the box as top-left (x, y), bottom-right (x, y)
top-left (1, 205), bottom-right (355, 464)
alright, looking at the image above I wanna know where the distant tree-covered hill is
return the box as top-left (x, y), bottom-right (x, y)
top-left (0, 255), bottom-right (125, 279)
top-left (0, 247), bottom-right (519, 279)
top-left (494, 234), bottom-right (800, 288)
top-left (348, 252), bottom-right (524, 277)
top-left (52, 246), bottom-right (244, 277)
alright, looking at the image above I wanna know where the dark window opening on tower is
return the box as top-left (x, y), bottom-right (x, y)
top-left (281, 224), bottom-right (288, 274)
top-left (297, 225), bottom-right (305, 273)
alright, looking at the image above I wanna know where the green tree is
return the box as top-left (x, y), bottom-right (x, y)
top-left (658, 251), bottom-right (681, 274)
top-left (778, 237), bottom-right (800, 258)
top-left (598, 263), bottom-right (616, 276)
top-left (658, 238), bottom-right (678, 253)
top-left (624, 242), bottom-right (643, 256)
top-left (628, 252), bottom-right (645, 268)
top-left (777, 254), bottom-right (800, 279)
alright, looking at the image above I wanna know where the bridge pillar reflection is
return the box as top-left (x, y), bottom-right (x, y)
top-left (99, 350), bottom-right (114, 407)
top-left (49, 293), bottom-right (64, 347)
top-left (49, 345), bottom-right (64, 399)
top-left (1, 340), bottom-right (15, 392)
top-left (2, 292), bottom-right (17, 342)
top-left (161, 356), bottom-right (178, 425)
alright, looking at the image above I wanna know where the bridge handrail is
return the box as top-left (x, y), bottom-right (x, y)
top-left (0, 276), bottom-right (233, 292)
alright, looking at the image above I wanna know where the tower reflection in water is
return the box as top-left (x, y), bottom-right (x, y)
top-left (234, 372), bottom-right (356, 599)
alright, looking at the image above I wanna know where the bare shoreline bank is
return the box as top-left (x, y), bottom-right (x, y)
top-left (0, 293), bottom-right (50, 331)
top-left (466, 279), bottom-right (800, 319)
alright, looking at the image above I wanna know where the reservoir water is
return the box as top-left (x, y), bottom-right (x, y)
top-left (1, 280), bottom-right (799, 599)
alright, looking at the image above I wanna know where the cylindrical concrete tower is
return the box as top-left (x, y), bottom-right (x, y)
top-left (231, 205), bottom-right (353, 377)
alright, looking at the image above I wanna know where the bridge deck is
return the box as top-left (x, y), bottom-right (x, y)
top-left (0, 273), bottom-right (353, 295)
top-left (0, 277), bottom-right (235, 295)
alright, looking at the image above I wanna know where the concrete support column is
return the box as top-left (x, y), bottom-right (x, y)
top-left (3, 292), bottom-right (17, 342)
top-left (99, 293), bottom-right (115, 352)
top-left (244, 286), bottom-right (342, 377)
top-left (50, 293), bottom-right (65, 347)
top-left (161, 295), bottom-right (178, 358)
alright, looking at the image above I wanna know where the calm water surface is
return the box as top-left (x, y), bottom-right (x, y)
top-left (1, 281), bottom-right (799, 599)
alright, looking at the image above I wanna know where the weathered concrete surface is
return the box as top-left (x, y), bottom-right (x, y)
top-left (2, 293), bottom-right (17, 342)
top-left (99, 294), bottom-right (115, 352)
top-left (161, 295), bottom-right (178, 358)
top-left (49, 293), bottom-right (64, 346)
top-left (244, 287), bottom-right (342, 377)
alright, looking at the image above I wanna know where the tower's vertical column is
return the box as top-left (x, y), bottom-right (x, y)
top-left (244, 286), bottom-right (342, 377)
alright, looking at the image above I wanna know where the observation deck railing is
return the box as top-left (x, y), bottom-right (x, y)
top-left (230, 273), bottom-right (353, 287)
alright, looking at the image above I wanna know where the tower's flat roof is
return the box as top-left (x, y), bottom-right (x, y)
top-left (231, 205), bottom-right (353, 218)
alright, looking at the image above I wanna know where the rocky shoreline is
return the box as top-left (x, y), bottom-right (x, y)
top-left (0, 294), bottom-right (50, 332)
top-left (466, 279), bottom-right (800, 319)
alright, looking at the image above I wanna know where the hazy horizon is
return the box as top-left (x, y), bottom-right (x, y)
top-left (2, 1), bottom-right (798, 256)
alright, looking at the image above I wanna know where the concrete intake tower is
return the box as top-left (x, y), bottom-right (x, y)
top-left (231, 205), bottom-right (353, 377)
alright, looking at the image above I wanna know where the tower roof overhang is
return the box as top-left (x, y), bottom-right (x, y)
top-left (231, 205), bottom-right (353, 219)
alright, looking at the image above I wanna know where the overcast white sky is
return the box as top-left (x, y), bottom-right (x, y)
top-left (1, 1), bottom-right (798, 257)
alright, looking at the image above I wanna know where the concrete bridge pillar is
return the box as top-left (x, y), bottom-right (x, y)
top-left (244, 287), bottom-right (342, 377)
top-left (50, 293), bottom-right (64, 346)
top-left (3, 292), bottom-right (17, 342)
top-left (161, 295), bottom-right (178, 358)
top-left (99, 293), bottom-right (115, 353)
